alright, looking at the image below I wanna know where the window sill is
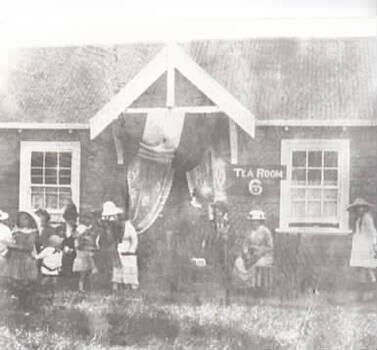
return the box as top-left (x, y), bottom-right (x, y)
top-left (275, 228), bottom-right (352, 236)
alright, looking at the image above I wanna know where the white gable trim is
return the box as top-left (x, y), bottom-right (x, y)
top-left (89, 44), bottom-right (255, 139)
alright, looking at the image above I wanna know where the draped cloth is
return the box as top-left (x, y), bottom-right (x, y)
top-left (126, 110), bottom-right (185, 234)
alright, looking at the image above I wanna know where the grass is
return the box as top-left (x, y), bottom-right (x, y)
top-left (0, 288), bottom-right (377, 349)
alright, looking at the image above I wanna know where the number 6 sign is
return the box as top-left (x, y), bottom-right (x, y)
top-left (248, 179), bottom-right (263, 196)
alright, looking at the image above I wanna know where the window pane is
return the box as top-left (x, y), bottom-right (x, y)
top-left (308, 151), bottom-right (322, 167)
top-left (31, 187), bottom-right (44, 209)
top-left (59, 169), bottom-right (71, 185)
top-left (45, 169), bottom-right (57, 184)
top-left (292, 201), bottom-right (305, 217)
top-left (59, 188), bottom-right (72, 209)
top-left (307, 201), bottom-right (321, 217)
top-left (31, 168), bottom-right (43, 184)
top-left (292, 151), bottom-right (306, 167)
top-left (46, 187), bottom-right (58, 209)
top-left (307, 189), bottom-right (321, 200)
top-left (291, 188), bottom-right (305, 200)
top-left (324, 151), bottom-right (338, 167)
top-left (292, 169), bottom-right (306, 183)
top-left (323, 201), bottom-right (337, 217)
top-left (323, 189), bottom-right (337, 200)
top-left (45, 152), bottom-right (58, 167)
top-left (308, 169), bottom-right (321, 185)
top-left (324, 169), bottom-right (338, 185)
top-left (31, 152), bottom-right (43, 167)
top-left (59, 152), bottom-right (72, 168)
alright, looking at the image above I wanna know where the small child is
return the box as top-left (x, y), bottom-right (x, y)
top-left (73, 212), bottom-right (99, 293)
top-left (34, 235), bottom-right (64, 300)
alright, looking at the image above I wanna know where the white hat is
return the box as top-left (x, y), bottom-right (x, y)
top-left (0, 210), bottom-right (9, 221)
top-left (247, 209), bottom-right (266, 221)
top-left (102, 201), bottom-right (123, 218)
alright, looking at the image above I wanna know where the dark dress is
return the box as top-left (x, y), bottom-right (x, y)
top-left (7, 227), bottom-right (38, 282)
top-left (35, 224), bottom-right (55, 253)
top-left (56, 223), bottom-right (77, 277)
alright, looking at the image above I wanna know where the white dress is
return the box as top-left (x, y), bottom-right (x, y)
top-left (350, 212), bottom-right (377, 268)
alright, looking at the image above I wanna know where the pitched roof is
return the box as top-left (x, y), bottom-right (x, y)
top-left (0, 38), bottom-right (376, 125)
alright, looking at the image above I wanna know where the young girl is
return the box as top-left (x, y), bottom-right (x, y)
top-left (34, 235), bottom-right (64, 301)
top-left (73, 212), bottom-right (99, 293)
top-left (6, 211), bottom-right (39, 312)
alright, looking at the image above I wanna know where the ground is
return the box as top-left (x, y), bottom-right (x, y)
top-left (0, 286), bottom-right (377, 350)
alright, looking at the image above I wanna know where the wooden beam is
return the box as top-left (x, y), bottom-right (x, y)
top-left (112, 123), bottom-right (124, 165)
top-left (172, 44), bottom-right (255, 138)
top-left (256, 119), bottom-right (377, 127)
top-left (125, 106), bottom-right (221, 114)
top-left (228, 119), bottom-right (238, 164)
top-left (0, 122), bottom-right (89, 130)
top-left (166, 43), bottom-right (175, 108)
top-left (90, 46), bottom-right (169, 139)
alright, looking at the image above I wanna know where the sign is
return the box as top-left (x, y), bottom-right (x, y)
top-left (228, 165), bottom-right (286, 196)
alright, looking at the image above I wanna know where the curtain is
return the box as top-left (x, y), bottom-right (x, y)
top-left (126, 110), bottom-right (185, 234)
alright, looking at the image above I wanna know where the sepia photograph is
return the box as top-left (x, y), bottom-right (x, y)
top-left (0, 2), bottom-right (376, 349)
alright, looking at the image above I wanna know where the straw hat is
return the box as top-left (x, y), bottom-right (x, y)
top-left (0, 210), bottom-right (9, 221)
top-left (102, 201), bottom-right (123, 218)
top-left (347, 198), bottom-right (374, 211)
top-left (48, 235), bottom-right (64, 248)
top-left (247, 209), bottom-right (266, 221)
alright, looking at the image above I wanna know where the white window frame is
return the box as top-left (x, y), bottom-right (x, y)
top-left (19, 141), bottom-right (81, 217)
top-left (279, 139), bottom-right (350, 233)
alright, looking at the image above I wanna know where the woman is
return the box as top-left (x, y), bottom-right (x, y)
top-left (348, 198), bottom-right (377, 301)
top-left (56, 203), bottom-right (78, 280)
top-left (100, 201), bottom-right (125, 293)
top-left (233, 209), bottom-right (274, 295)
top-left (6, 211), bottom-right (39, 311)
top-left (34, 208), bottom-right (55, 253)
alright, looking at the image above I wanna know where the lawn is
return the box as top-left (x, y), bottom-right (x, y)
top-left (0, 288), bottom-right (376, 350)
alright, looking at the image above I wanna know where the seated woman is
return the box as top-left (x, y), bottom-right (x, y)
top-left (232, 209), bottom-right (274, 295)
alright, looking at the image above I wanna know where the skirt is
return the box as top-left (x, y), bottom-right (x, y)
top-left (233, 256), bottom-right (274, 290)
top-left (112, 254), bottom-right (139, 286)
top-left (6, 250), bottom-right (38, 282)
top-left (73, 250), bottom-right (98, 273)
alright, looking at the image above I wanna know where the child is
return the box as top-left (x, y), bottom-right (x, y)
top-left (0, 210), bottom-right (12, 278)
top-left (6, 211), bottom-right (39, 312)
top-left (73, 212), bottom-right (99, 293)
top-left (34, 235), bottom-right (64, 300)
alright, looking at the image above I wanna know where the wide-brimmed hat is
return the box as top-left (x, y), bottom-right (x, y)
top-left (48, 234), bottom-right (64, 248)
top-left (247, 209), bottom-right (266, 221)
top-left (0, 210), bottom-right (9, 221)
top-left (347, 198), bottom-right (374, 211)
top-left (102, 201), bottom-right (123, 218)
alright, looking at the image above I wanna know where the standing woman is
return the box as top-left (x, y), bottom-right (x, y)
top-left (348, 198), bottom-right (377, 301)
top-left (233, 210), bottom-right (274, 296)
top-left (57, 203), bottom-right (78, 284)
top-left (34, 209), bottom-right (54, 253)
top-left (6, 211), bottom-right (39, 312)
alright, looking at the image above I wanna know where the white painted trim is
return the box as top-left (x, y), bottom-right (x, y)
top-left (228, 119), bottom-right (238, 165)
top-left (90, 44), bottom-right (255, 139)
top-left (90, 46), bottom-right (169, 139)
top-left (19, 141), bottom-right (81, 214)
top-left (112, 124), bottom-right (124, 165)
top-left (257, 119), bottom-right (377, 127)
top-left (280, 138), bottom-right (350, 232)
top-left (0, 122), bottom-right (89, 130)
top-left (172, 44), bottom-right (255, 138)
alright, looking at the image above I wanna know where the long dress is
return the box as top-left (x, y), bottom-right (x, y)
top-left (56, 223), bottom-right (77, 277)
top-left (233, 225), bottom-right (274, 290)
top-left (114, 220), bottom-right (139, 287)
top-left (6, 227), bottom-right (38, 282)
top-left (350, 212), bottom-right (377, 282)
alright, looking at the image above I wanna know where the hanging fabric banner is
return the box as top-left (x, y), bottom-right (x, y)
top-left (127, 110), bottom-right (185, 234)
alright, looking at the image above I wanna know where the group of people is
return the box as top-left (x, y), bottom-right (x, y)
top-left (0, 200), bottom-right (139, 312)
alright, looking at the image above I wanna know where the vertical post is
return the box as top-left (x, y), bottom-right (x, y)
top-left (229, 119), bottom-right (238, 164)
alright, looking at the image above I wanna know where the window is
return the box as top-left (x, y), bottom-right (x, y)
top-left (20, 142), bottom-right (80, 222)
top-left (280, 139), bottom-right (350, 231)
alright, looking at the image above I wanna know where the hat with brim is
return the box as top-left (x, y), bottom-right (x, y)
top-left (0, 210), bottom-right (9, 221)
top-left (102, 201), bottom-right (123, 218)
top-left (347, 198), bottom-right (374, 211)
top-left (48, 235), bottom-right (64, 248)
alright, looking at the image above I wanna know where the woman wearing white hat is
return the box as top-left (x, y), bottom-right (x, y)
top-left (348, 198), bottom-right (377, 301)
top-left (233, 209), bottom-right (274, 295)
